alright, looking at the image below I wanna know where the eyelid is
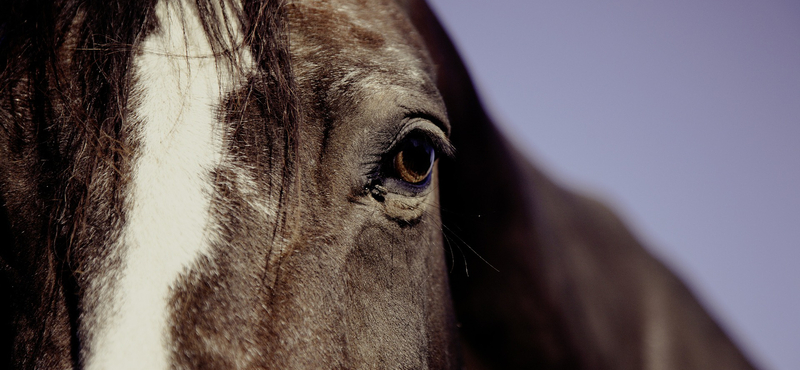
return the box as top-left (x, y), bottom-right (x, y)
top-left (392, 119), bottom-right (455, 160)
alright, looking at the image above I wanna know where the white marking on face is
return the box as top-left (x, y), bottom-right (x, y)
top-left (85, 1), bottom-right (252, 369)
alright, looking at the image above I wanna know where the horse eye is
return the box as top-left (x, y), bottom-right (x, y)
top-left (393, 137), bottom-right (435, 184)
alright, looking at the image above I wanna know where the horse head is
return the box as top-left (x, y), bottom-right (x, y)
top-left (0, 0), bottom-right (757, 369)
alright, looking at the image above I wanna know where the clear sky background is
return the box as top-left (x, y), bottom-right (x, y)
top-left (425, 1), bottom-right (799, 369)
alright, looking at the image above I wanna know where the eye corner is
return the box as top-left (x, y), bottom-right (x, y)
top-left (435, 136), bottom-right (456, 160)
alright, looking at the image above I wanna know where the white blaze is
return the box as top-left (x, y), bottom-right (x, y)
top-left (86, 1), bottom-right (252, 369)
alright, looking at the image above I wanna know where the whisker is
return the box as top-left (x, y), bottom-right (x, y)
top-left (414, 193), bottom-right (499, 274)
top-left (440, 221), bottom-right (499, 273)
top-left (441, 227), bottom-right (456, 273)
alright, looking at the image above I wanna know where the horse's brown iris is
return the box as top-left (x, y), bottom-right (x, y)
top-left (394, 137), bottom-right (435, 184)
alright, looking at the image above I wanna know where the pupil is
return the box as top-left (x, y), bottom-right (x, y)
top-left (402, 138), bottom-right (434, 178)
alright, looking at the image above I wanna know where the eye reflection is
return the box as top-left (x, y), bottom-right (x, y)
top-left (394, 137), bottom-right (435, 184)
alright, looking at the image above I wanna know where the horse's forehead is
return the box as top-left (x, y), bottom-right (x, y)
top-left (287, 0), bottom-right (432, 89)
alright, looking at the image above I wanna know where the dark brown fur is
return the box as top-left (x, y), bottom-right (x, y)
top-left (0, 0), bottom-right (758, 369)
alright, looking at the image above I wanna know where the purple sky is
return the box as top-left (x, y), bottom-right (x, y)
top-left (426, 1), bottom-right (800, 369)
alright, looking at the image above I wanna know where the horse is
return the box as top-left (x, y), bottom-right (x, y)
top-left (0, 0), bottom-right (758, 368)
